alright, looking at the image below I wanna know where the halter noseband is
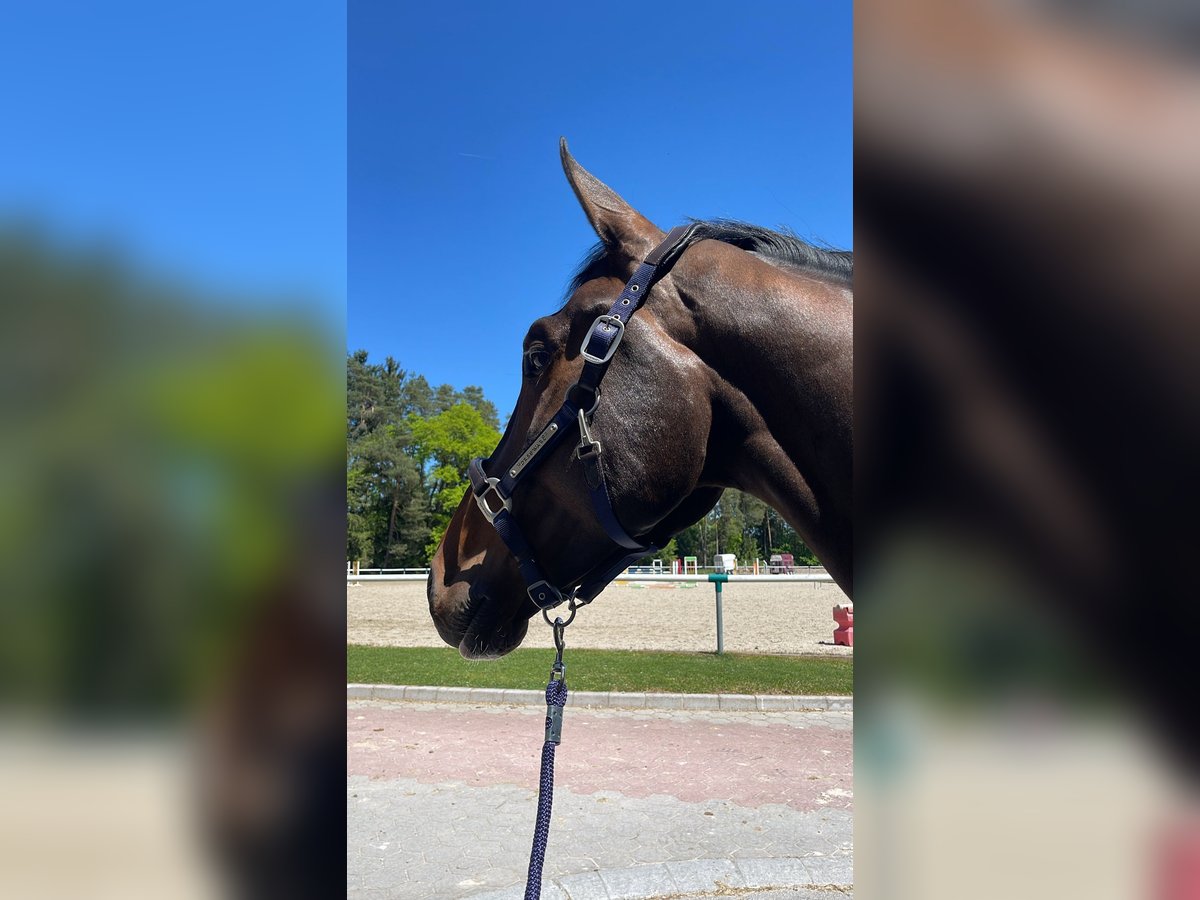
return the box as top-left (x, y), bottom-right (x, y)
top-left (467, 224), bottom-right (700, 612)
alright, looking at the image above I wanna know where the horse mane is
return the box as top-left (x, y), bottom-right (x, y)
top-left (568, 218), bottom-right (853, 295)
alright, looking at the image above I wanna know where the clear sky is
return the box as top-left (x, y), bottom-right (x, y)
top-left (1, 2), bottom-right (345, 311)
top-left (350, 2), bottom-right (852, 417)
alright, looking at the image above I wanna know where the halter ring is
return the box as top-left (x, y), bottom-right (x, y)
top-left (543, 603), bottom-right (577, 628)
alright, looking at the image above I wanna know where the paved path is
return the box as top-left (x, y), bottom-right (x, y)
top-left (348, 700), bottom-right (852, 898)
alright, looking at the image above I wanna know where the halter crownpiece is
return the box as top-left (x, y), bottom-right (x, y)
top-left (467, 223), bottom-right (701, 610)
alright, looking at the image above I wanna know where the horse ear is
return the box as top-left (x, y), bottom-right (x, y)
top-left (560, 138), bottom-right (662, 260)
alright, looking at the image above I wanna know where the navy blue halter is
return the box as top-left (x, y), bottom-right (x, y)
top-left (467, 224), bottom-right (700, 612)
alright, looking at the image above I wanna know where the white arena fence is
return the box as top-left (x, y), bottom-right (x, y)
top-left (347, 566), bottom-right (431, 575)
top-left (347, 567), bottom-right (839, 654)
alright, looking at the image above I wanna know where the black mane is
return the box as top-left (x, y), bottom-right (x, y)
top-left (568, 218), bottom-right (853, 295)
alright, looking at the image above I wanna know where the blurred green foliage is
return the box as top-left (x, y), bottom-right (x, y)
top-left (0, 226), bottom-right (342, 716)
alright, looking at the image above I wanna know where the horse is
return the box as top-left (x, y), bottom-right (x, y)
top-left (429, 139), bottom-right (852, 658)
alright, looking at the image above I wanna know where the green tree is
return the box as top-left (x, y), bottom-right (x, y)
top-left (433, 383), bottom-right (458, 414)
top-left (347, 351), bottom-right (431, 567)
top-left (459, 384), bottom-right (500, 430)
top-left (347, 350), bottom-right (404, 439)
top-left (400, 374), bottom-right (436, 419)
top-left (673, 517), bottom-right (708, 565)
top-left (347, 352), bottom-right (507, 567)
top-left (758, 504), bottom-right (819, 565)
top-left (409, 402), bottom-right (502, 556)
top-left (660, 489), bottom-right (818, 568)
top-left (347, 422), bottom-right (429, 567)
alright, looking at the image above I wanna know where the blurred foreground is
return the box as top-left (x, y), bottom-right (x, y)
top-left (857, 0), bottom-right (1200, 897)
top-left (0, 3), bottom-right (345, 894)
top-left (0, 226), bottom-right (345, 898)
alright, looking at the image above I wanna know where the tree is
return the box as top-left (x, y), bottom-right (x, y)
top-left (399, 374), bottom-right (435, 420)
top-left (736, 492), bottom-right (769, 560)
top-left (347, 351), bottom-right (511, 566)
top-left (432, 383), bottom-right (458, 414)
top-left (762, 505), bottom-right (820, 565)
top-left (347, 417), bottom-right (429, 566)
top-left (652, 489), bottom-right (818, 567)
top-left (459, 385), bottom-right (500, 431)
top-left (408, 402), bottom-right (502, 557)
top-left (347, 350), bottom-right (404, 439)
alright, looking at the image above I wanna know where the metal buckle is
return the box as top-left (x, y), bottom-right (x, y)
top-left (575, 408), bottom-right (602, 459)
top-left (473, 477), bottom-right (510, 524)
top-left (581, 315), bottom-right (625, 365)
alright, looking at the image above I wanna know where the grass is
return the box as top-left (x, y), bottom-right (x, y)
top-left (348, 645), bottom-right (852, 695)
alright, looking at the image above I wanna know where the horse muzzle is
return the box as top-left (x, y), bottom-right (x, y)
top-left (427, 570), bottom-right (530, 659)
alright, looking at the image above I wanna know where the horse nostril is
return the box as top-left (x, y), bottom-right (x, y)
top-left (426, 576), bottom-right (475, 649)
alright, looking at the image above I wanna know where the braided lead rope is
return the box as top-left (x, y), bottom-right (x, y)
top-left (523, 673), bottom-right (568, 900)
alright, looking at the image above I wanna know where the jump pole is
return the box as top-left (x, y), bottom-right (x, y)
top-left (708, 572), bottom-right (728, 654)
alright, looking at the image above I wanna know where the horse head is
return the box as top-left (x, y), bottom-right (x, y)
top-left (429, 140), bottom-right (852, 658)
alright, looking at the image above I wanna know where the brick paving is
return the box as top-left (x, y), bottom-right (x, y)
top-left (348, 700), bottom-right (853, 898)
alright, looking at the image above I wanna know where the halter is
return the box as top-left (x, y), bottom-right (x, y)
top-left (467, 223), bottom-right (700, 614)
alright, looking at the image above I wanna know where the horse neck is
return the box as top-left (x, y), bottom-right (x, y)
top-left (673, 253), bottom-right (854, 590)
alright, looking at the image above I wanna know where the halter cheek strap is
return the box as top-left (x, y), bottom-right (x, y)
top-left (467, 223), bottom-right (700, 610)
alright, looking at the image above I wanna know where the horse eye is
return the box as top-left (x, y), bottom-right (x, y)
top-left (524, 347), bottom-right (550, 377)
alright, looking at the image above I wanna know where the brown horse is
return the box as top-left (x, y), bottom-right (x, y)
top-left (429, 140), bottom-right (852, 658)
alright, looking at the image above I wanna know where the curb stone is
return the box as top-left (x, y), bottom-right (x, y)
top-left (463, 856), bottom-right (853, 899)
top-left (348, 684), bottom-right (852, 712)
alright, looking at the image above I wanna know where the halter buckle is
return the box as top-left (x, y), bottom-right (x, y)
top-left (575, 408), bottom-right (602, 460)
top-left (581, 315), bottom-right (625, 365)
top-left (473, 477), bottom-right (510, 524)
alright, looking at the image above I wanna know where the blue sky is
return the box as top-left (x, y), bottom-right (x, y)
top-left (0, 2), bottom-right (345, 312)
top-left (350, 2), bottom-right (852, 417)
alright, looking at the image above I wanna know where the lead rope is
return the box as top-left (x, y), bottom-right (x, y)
top-left (523, 616), bottom-right (569, 900)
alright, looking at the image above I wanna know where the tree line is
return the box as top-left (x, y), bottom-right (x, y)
top-left (347, 350), bottom-right (816, 568)
top-left (347, 350), bottom-right (502, 566)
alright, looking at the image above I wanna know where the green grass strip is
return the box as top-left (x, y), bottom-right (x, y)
top-left (348, 645), bottom-right (852, 696)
